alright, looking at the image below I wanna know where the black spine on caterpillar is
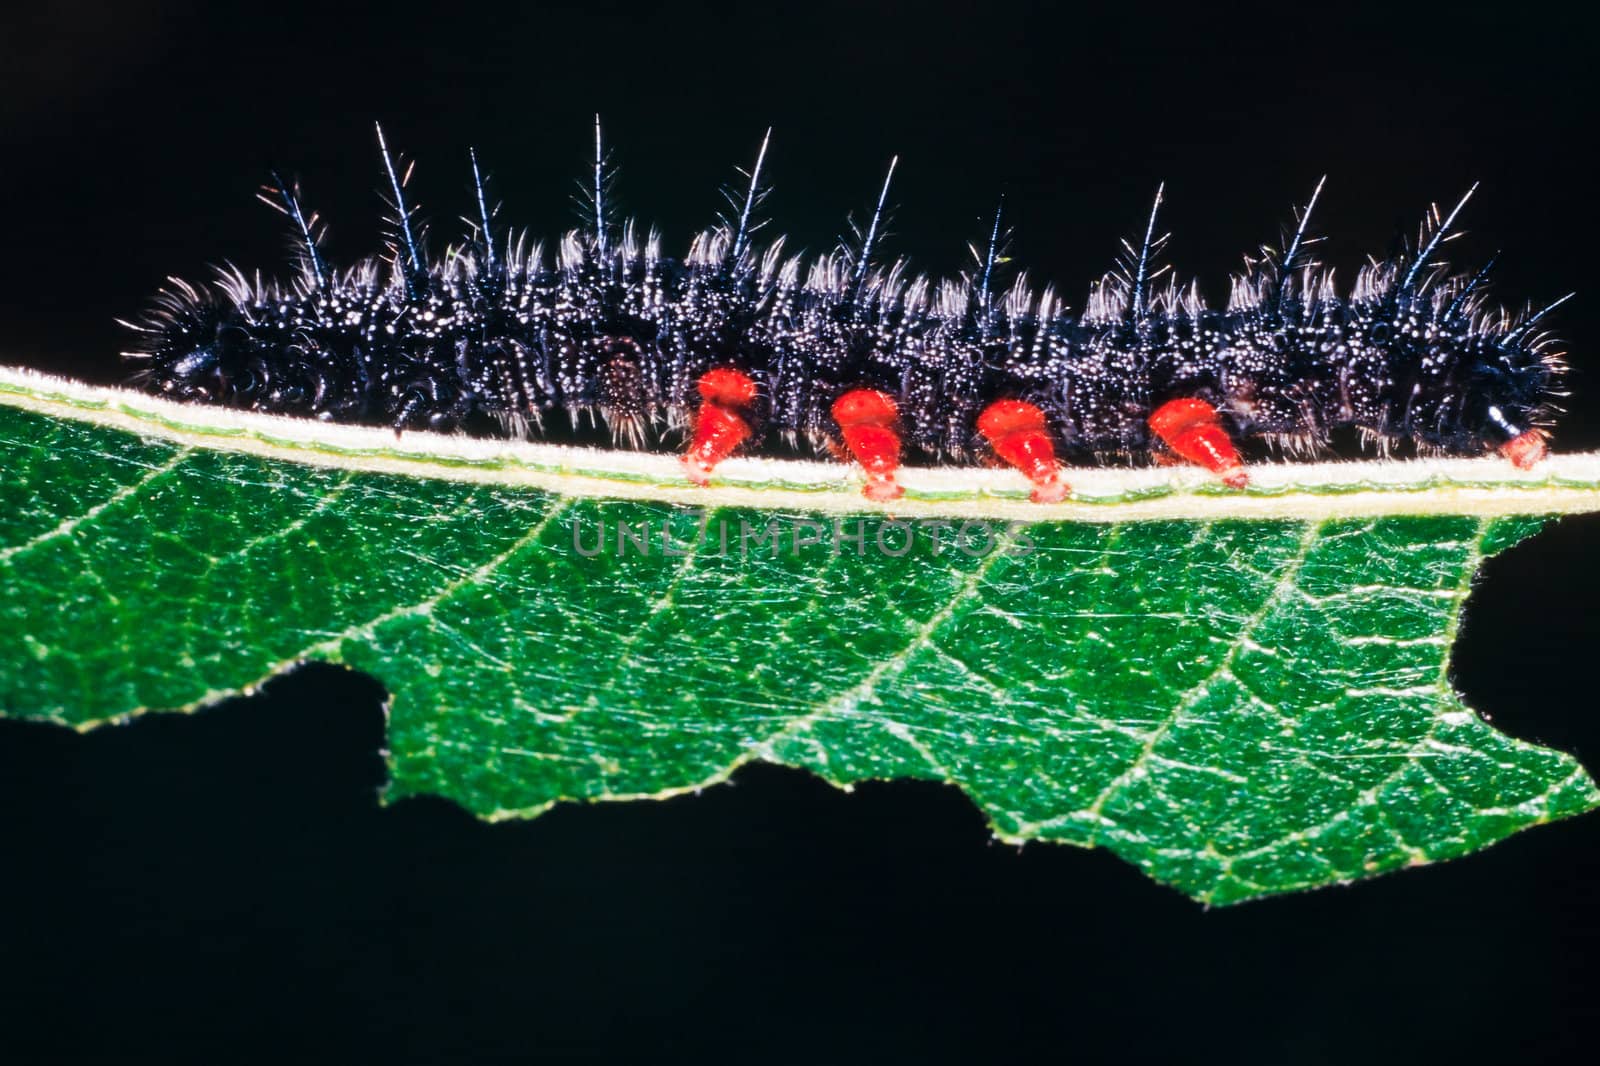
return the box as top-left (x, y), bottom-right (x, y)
top-left (122, 123), bottom-right (1571, 466)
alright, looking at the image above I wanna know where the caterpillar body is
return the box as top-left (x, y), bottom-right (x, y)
top-left (123, 121), bottom-right (1570, 502)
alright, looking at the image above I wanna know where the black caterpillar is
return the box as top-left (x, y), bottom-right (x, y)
top-left (124, 121), bottom-right (1570, 501)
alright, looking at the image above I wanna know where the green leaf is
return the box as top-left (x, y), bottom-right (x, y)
top-left (4, 367), bottom-right (1599, 904)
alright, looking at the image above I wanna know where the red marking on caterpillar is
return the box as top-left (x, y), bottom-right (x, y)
top-left (122, 123), bottom-right (1574, 503)
top-left (831, 389), bottom-right (905, 501)
top-left (977, 400), bottom-right (1068, 503)
top-left (1148, 399), bottom-right (1248, 489)
top-left (1501, 429), bottom-right (1550, 470)
top-left (683, 368), bottom-right (757, 486)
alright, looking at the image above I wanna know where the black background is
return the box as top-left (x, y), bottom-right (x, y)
top-left (2, 1), bottom-right (1599, 1062)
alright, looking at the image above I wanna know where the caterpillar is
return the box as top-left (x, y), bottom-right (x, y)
top-left (123, 120), bottom-right (1571, 502)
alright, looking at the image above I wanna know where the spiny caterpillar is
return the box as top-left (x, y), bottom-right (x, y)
top-left (124, 121), bottom-right (1571, 502)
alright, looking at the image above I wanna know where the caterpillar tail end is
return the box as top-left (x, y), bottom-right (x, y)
top-left (832, 389), bottom-right (905, 502)
top-left (977, 399), bottom-right (1070, 504)
top-left (1147, 398), bottom-right (1249, 489)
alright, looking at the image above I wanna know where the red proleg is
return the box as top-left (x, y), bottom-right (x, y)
top-left (1147, 398), bottom-right (1248, 488)
top-left (976, 399), bottom-right (1069, 503)
top-left (832, 388), bottom-right (904, 501)
top-left (682, 368), bottom-right (756, 486)
top-left (1500, 428), bottom-right (1549, 469)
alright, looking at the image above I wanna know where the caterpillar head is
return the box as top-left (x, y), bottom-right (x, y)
top-left (1462, 335), bottom-right (1563, 468)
